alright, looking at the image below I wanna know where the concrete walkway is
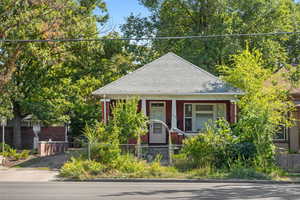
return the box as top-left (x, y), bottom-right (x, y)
top-left (0, 168), bottom-right (58, 182)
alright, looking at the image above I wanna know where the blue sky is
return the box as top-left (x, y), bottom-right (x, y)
top-left (100, 0), bottom-right (300, 33)
top-left (102, 0), bottom-right (150, 33)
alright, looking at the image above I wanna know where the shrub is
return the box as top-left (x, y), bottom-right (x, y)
top-left (113, 154), bottom-right (146, 174)
top-left (180, 119), bottom-right (234, 168)
top-left (110, 98), bottom-right (148, 144)
top-left (173, 153), bottom-right (197, 171)
top-left (19, 150), bottom-right (30, 160)
top-left (0, 143), bottom-right (31, 160)
top-left (0, 143), bottom-right (11, 153)
top-left (219, 48), bottom-right (294, 168)
top-left (227, 142), bottom-right (257, 163)
top-left (60, 157), bottom-right (105, 180)
top-left (84, 122), bottom-right (121, 164)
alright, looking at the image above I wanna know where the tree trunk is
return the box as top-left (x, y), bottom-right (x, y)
top-left (13, 103), bottom-right (22, 149)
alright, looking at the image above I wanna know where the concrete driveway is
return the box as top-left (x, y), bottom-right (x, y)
top-left (0, 167), bottom-right (58, 182)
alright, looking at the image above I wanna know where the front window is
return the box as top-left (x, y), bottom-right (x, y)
top-left (274, 125), bottom-right (288, 141)
top-left (184, 104), bottom-right (215, 132)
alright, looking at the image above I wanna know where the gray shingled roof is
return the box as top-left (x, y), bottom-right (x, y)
top-left (93, 52), bottom-right (242, 96)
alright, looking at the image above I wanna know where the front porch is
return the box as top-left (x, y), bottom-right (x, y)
top-left (101, 98), bottom-right (237, 145)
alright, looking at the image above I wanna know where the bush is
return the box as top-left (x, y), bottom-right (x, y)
top-left (110, 98), bottom-right (148, 144)
top-left (19, 150), bottom-right (30, 160)
top-left (0, 143), bottom-right (30, 160)
top-left (180, 119), bottom-right (234, 168)
top-left (227, 142), bottom-right (257, 162)
top-left (173, 153), bottom-right (198, 171)
top-left (219, 49), bottom-right (294, 169)
top-left (84, 122), bottom-right (121, 164)
top-left (60, 157), bottom-right (106, 180)
top-left (0, 143), bottom-right (11, 153)
top-left (113, 154), bottom-right (146, 174)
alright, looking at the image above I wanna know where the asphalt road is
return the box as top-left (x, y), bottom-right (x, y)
top-left (1, 182), bottom-right (300, 200)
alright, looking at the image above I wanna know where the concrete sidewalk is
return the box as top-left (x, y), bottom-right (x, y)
top-left (0, 168), bottom-right (58, 182)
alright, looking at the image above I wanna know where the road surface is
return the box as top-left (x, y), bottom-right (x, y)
top-left (1, 181), bottom-right (300, 200)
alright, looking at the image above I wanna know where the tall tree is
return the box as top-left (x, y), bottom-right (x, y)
top-left (122, 0), bottom-right (300, 74)
top-left (0, 0), bottom-right (133, 148)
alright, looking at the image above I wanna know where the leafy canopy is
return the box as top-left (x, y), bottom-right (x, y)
top-left (219, 48), bottom-right (294, 168)
top-left (122, 0), bottom-right (300, 74)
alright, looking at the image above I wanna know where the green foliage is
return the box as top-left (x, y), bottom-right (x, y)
top-left (19, 150), bottom-right (31, 160)
top-left (122, 0), bottom-right (300, 74)
top-left (0, 143), bottom-right (11, 153)
top-left (227, 160), bottom-right (271, 180)
top-left (0, 0), bottom-right (135, 148)
top-left (0, 143), bottom-right (30, 160)
top-left (181, 119), bottom-right (235, 168)
top-left (110, 98), bottom-right (148, 144)
top-left (113, 154), bottom-right (146, 174)
top-left (220, 48), bottom-right (294, 168)
top-left (59, 153), bottom-right (180, 179)
top-left (228, 167), bottom-right (269, 180)
top-left (173, 153), bottom-right (197, 171)
top-left (84, 122), bottom-right (120, 164)
top-left (60, 157), bottom-right (106, 180)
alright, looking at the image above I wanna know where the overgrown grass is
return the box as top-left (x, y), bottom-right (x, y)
top-left (60, 154), bottom-right (182, 180)
top-left (59, 153), bottom-right (286, 181)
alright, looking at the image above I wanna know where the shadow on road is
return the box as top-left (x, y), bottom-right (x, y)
top-left (101, 184), bottom-right (300, 200)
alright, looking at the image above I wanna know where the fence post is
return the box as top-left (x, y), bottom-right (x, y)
top-left (88, 142), bottom-right (91, 160)
top-left (169, 132), bottom-right (172, 165)
top-left (137, 135), bottom-right (141, 159)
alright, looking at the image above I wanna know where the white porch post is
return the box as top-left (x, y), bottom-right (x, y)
top-left (171, 99), bottom-right (177, 129)
top-left (141, 99), bottom-right (147, 116)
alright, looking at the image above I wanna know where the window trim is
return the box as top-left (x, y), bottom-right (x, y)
top-left (274, 125), bottom-right (288, 141)
top-left (183, 103), bottom-right (217, 133)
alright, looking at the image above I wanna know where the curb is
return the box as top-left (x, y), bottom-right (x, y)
top-left (60, 178), bottom-right (300, 184)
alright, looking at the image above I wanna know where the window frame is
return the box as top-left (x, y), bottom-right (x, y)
top-left (183, 103), bottom-right (217, 133)
top-left (274, 125), bottom-right (288, 141)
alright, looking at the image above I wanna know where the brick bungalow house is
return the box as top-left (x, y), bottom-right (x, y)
top-left (92, 52), bottom-right (300, 152)
top-left (92, 52), bottom-right (242, 145)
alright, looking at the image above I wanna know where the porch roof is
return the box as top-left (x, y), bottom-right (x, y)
top-left (92, 52), bottom-right (243, 97)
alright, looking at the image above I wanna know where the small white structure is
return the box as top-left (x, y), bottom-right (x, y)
top-left (32, 122), bottom-right (41, 150)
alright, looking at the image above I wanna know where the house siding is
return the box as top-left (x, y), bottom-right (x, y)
top-left (118, 99), bottom-right (235, 145)
top-left (0, 126), bottom-right (65, 149)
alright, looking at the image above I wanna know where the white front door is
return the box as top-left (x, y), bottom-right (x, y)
top-left (149, 102), bottom-right (166, 144)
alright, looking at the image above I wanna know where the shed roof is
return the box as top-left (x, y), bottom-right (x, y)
top-left (93, 52), bottom-right (242, 97)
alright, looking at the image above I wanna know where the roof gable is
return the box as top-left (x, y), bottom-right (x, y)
top-left (93, 52), bottom-right (242, 96)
